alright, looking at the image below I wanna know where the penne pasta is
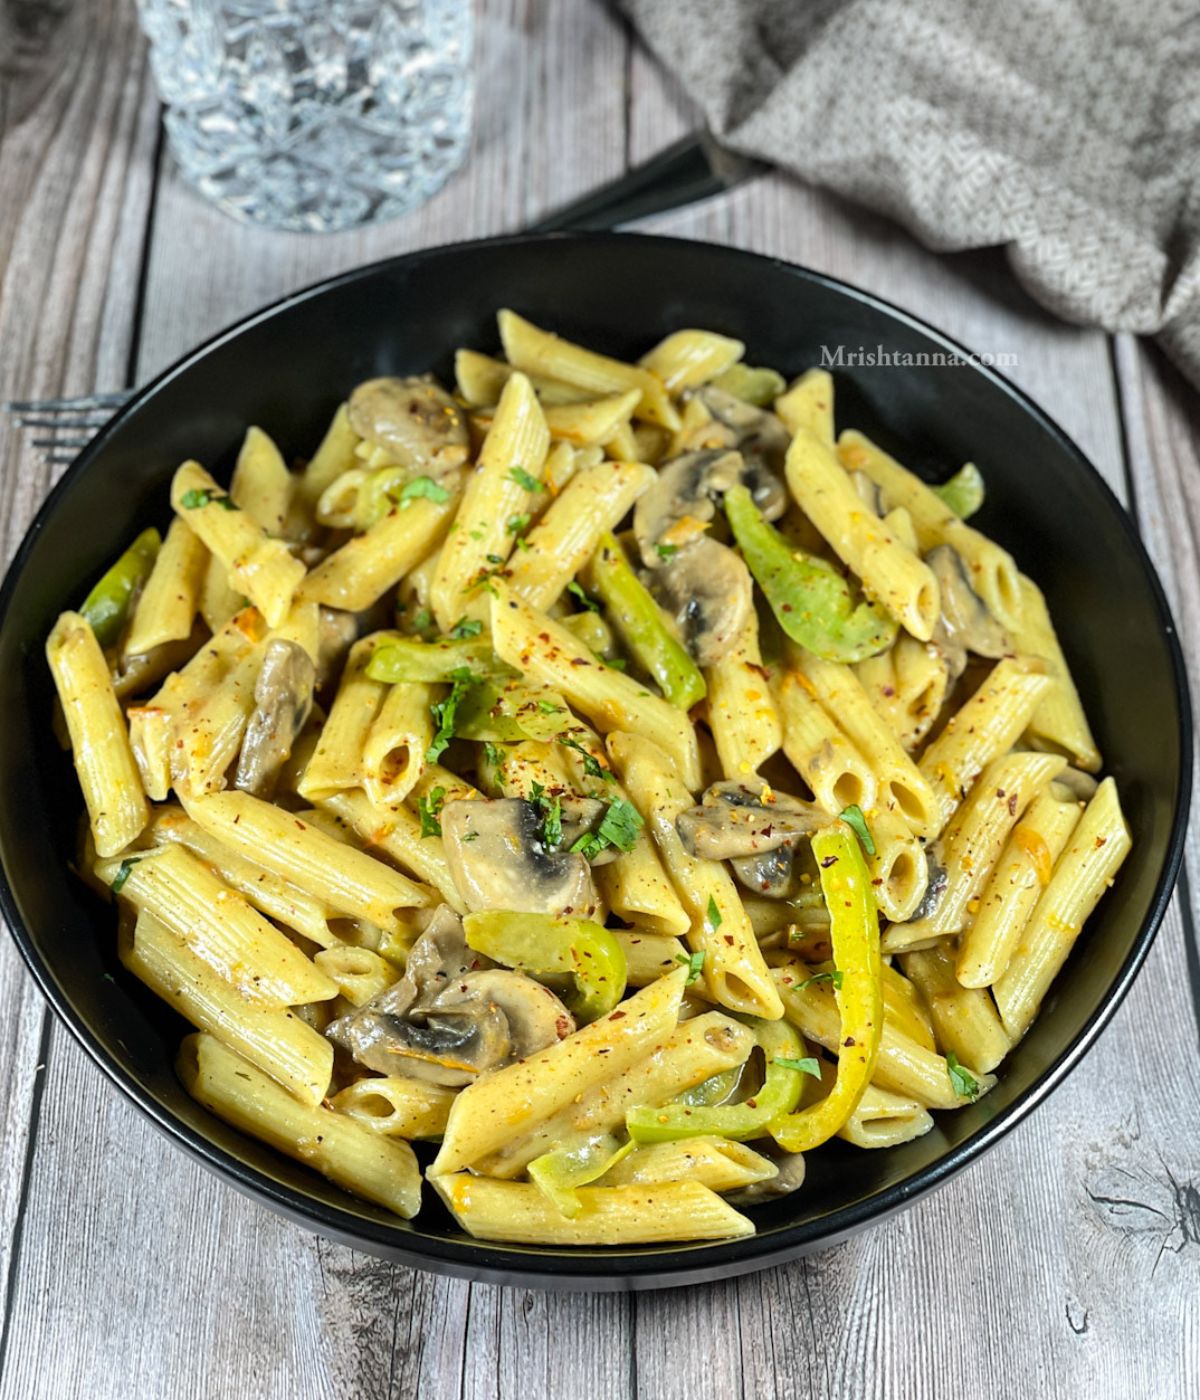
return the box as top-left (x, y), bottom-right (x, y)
top-left (705, 609), bottom-right (783, 780)
top-left (772, 667), bottom-right (877, 814)
top-left (124, 518), bottom-right (208, 658)
top-left (329, 1075), bottom-right (455, 1139)
top-left (774, 368), bottom-right (834, 447)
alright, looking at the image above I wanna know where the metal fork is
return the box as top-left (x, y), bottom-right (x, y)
top-left (3, 133), bottom-right (763, 466)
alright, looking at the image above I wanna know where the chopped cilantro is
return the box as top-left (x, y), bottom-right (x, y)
top-left (559, 735), bottom-right (614, 782)
top-left (417, 787), bottom-right (446, 838)
top-left (425, 668), bottom-right (476, 763)
top-left (509, 466), bottom-right (541, 492)
top-left (469, 529), bottom-right (485, 542)
top-left (483, 742), bottom-right (505, 770)
top-left (797, 969), bottom-right (844, 992)
top-left (655, 542), bottom-right (678, 561)
top-left (537, 699), bottom-right (562, 714)
top-left (506, 512), bottom-right (531, 537)
top-left (394, 475), bottom-right (451, 506)
top-left (707, 895), bottom-right (723, 931)
top-left (566, 581), bottom-right (600, 613)
top-left (449, 617), bottom-right (483, 640)
top-left (676, 949), bottom-right (705, 985)
top-left (411, 607), bottom-right (433, 633)
top-left (775, 1056), bottom-right (822, 1079)
top-left (180, 488), bottom-right (238, 511)
top-left (542, 797), bottom-right (563, 849)
top-left (110, 856), bottom-right (142, 893)
top-left (596, 796), bottom-right (643, 852)
top-left (946, 1052), bottom-right (980, 1101)
top-left (839, 803), bottom-right (877, 857)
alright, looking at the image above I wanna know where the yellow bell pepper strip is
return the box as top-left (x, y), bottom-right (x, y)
top-left (527, 1134), bottom-right (636, 1218)
top-left (366, 635), bottom-right (499, 683)
top-left (723, 484), bottom-right (898, 662)
top-left (769, 821), bottom-right (883, 1153)
top-left (463, 910), bottom-right (627, 1022)
top-left (625, 1017), bottom-right (806, 1143)
top-left (932, 462), bottom-right (985, 520)
top-left (79, 527), bottom-right (161, 648)
top-left (586, 533), bottom-right (706, 710)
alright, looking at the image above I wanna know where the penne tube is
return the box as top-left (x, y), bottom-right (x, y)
top-left (611, 928), bottom-right (689, 985)
top-left (232, 425), bottom-right (292, 536)
top-left (774, 369), bottom-right (834, 447)
top-left (313, 945), bottom-right (400, 1006)
top-left (101, 843), bottom-right (337, 1006)
top-left (183, 789), bottom-right (434, 934)
top-left (124, 911), bottom-right (333, 1105)
top-left (599, 1137), bottom-right (778, 1192)
top-left (473, 1011), bottom-right (755, 1177)
top-left (837, 430), bottom-right (1022, 629)
top-left (430, 371), bottom-right (550, 629)
top-left (772, 668), bottom-right (876, 814)
top-left (318, 788), bottom-right (465, 913)
top-left (956, 786), bottom-right (1083, 988)
top-left (504, 459), bottom-right (655, 611)
top-left (790, 650), bottom-right (939, 837)
top-left (172, 636), bottom-right (265, 797)
top-left (124, 517), bottom-right (208, 658)
top-left (1009, 575), bottom-right (1102, 772)
top-left (609, 731), bottom-right (783, 1020)
top-left (329, 1075), bottom-right (455, 1139)
top-left (901, 943), bottom-right (1011, 1074)
top-left (298, 637), bottom-right (387, 801)
top-left (171, 462), bottom-right (304, 627)
top-left (431, 1175), bottom-right (752, 1245)
top-left (198, 554), bottom-right (244, 634)
top-left (408, 762), bottom-right (483, 809)
top-left (993, 778), bottom-right (1131, 1042)
top-left (855, 634), bottom-right (949, 752)
top-left (474, 389), bottom-right (642, 448)
top-left (785, 429), bottom-right (940, 641)
top-left (361, 680), bottom-right (433, 808)
top-left (453, 348), bottom-right (592, 408)
top-left (498, 309), bottom-right (680, 431)
top-left (705, 609), bottom-right (783, 780)
top-left (296, 403), bottom-right (360, 512)
top-left (775, 960), bottom-right (996, 1110)
top-left (179, 1033), bottom-right (421, 1218)
top-left (47, 611), bottom-right (148, 857)
top-left (596, 835), bottom-right (691, 941)
top-left (300, 495), bottom-right (455, 612)
top-left (149, 806), bottom-right (336, 948)
top-left (866, 804), bottom-right (929, 924)
top-left (491, 585), bottom-right (702, 791)
top-left (881, 962), bottom-right (937, 1051)
top-left (886, 750), bottom-right (1067, 952)
top-left (918, 656), bottom-right (1053, 836)
top-left (431, 968), bottom-right (688, 1175)
top-left (637, 329), bottom-right (745, 394)
top-left (837, 1083), bottom-right (934, 1149)
top-left (315, 468), bottom-right (366, 529)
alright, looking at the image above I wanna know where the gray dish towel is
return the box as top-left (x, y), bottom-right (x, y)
top-left (625, 0), bottom-right (1200, 384)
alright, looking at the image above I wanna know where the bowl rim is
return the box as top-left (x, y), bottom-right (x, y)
top-left (0, 229), bottom-right (1191, 1290)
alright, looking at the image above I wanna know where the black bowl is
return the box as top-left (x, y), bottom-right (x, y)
top-left (0, 233), bottom-right (1189, 1290)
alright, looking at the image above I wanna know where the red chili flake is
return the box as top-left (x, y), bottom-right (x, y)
top-left (881, 685), bottom-right (896, 697)
top-left (570, 657), bottom-right (588, 667)
top-left (1008, 793), bottom-right (1018, 816)
top-left (1095, 836), bottom-right (1107, 848)
top-left (610, 1010), bottom-right (626, 1020)
top-left (820, 855), bottom-right (838, 867)
top-left (843, 1036), bottom-right (856, 1047)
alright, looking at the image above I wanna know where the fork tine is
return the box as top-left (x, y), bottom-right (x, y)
top-left (13, 414), bottom-right (115, 429)
top-left (3, 391), bottom-right (132, 412)
top-left (30, 436), bottom-right (93, 451)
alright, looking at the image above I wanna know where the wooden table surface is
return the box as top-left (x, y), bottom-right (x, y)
top-left (2, 3), bottom-right (1199, 1396)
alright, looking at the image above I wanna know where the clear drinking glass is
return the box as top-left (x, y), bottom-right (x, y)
top-left (135, 0), bottom-right (474, 233)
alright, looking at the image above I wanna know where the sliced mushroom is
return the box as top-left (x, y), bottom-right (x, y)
top-left (326, 906), bottom-right (575, 1085)
top-left (677, 781), bottom-right (827, 862)
top-left (849, 470), bottom-right (885, 516)
top-left (727, 1151), bottom-right (807, 1205)
top-left (234, 639), bottom-right (315, 797)
top-left (315, 607), bottom-right (358, 693)
top-left (646, 536), bottom-right (754, 668)
top-left (441, 798), bottom-right (601, 918)
top-left (909, 853), bottom-right (949, 923)
top-left (927, 544), bottom-right (1010, 679)
top-left (731, 847), bottom-right (801, 899)
top-left (696, 383), bottom-right (792, 480)
top-left (633, 448), bottom-right (784, 568)
top-left (348, 375), bottom-right (470, 476)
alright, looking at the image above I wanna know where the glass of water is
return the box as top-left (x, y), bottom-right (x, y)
top-left (135, 0), bottom-right (474, 233)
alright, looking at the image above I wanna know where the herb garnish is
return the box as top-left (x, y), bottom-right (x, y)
top-left (110, 856), bottom-right (143, 893)
top-left (425, 667), bottom-right (476, 763)
top-left (417, 786), bottom-right (446, 839)
top-left (774, 1056), bottom-right (822, 1079)
top-left (676, 949), bottom-right (705, 985)
top-left (707, 895), bottom-right (723, 931)
top-left (797, 969), bottom-right (845, 993)
top-left (394, 475), bottom-right (451, 506)
top-left (449, 617), bottom-right (483, 640)
top-left (839, 803), bottom-right (877, 857)
top-left (180, 488), bottom-right (238, 511)
top-left (566, 581), bottom-right (600, 613)
top-left (946, 1051), bottom-right (980, 1101)
top-left (509, 466), bottom-right (541, 492)
top-left (558, 735), bottom-right (615, 782)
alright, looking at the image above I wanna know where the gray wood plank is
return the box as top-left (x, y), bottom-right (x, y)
top-left (0, 3), bottom-right (636, 1397)
top-left (0, 0), bottom-right (159, 1336)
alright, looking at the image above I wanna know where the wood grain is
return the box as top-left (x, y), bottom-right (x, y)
top-left (0, 3), bottom-right (1198, 1397)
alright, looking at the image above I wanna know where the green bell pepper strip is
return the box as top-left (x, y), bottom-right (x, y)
top-left (676, 1065), bottom-right (743, 1107)
top-left (79, 527), bottom-right (161, 648)
top-left (724, 484), bottom-right (898, 663)
top-left (587, 533), bottom-right (706, 709)
top-left (932, 462), bottom-right (985, 520)
top-left (625, 1017), bottom-right (805, 1143)
top-left (710, 363), bottom-right (786, 407)
top-left (463, 910), bottom-right (627, 1022)
top-left (365, 636), bottom-right (499, 683)
top-left (527, 1135), bottom-right (636, 1218)
top-left (453, 679), bottom-right (577, 744)
top-left (769, 821), bottom-right (883, 1153)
